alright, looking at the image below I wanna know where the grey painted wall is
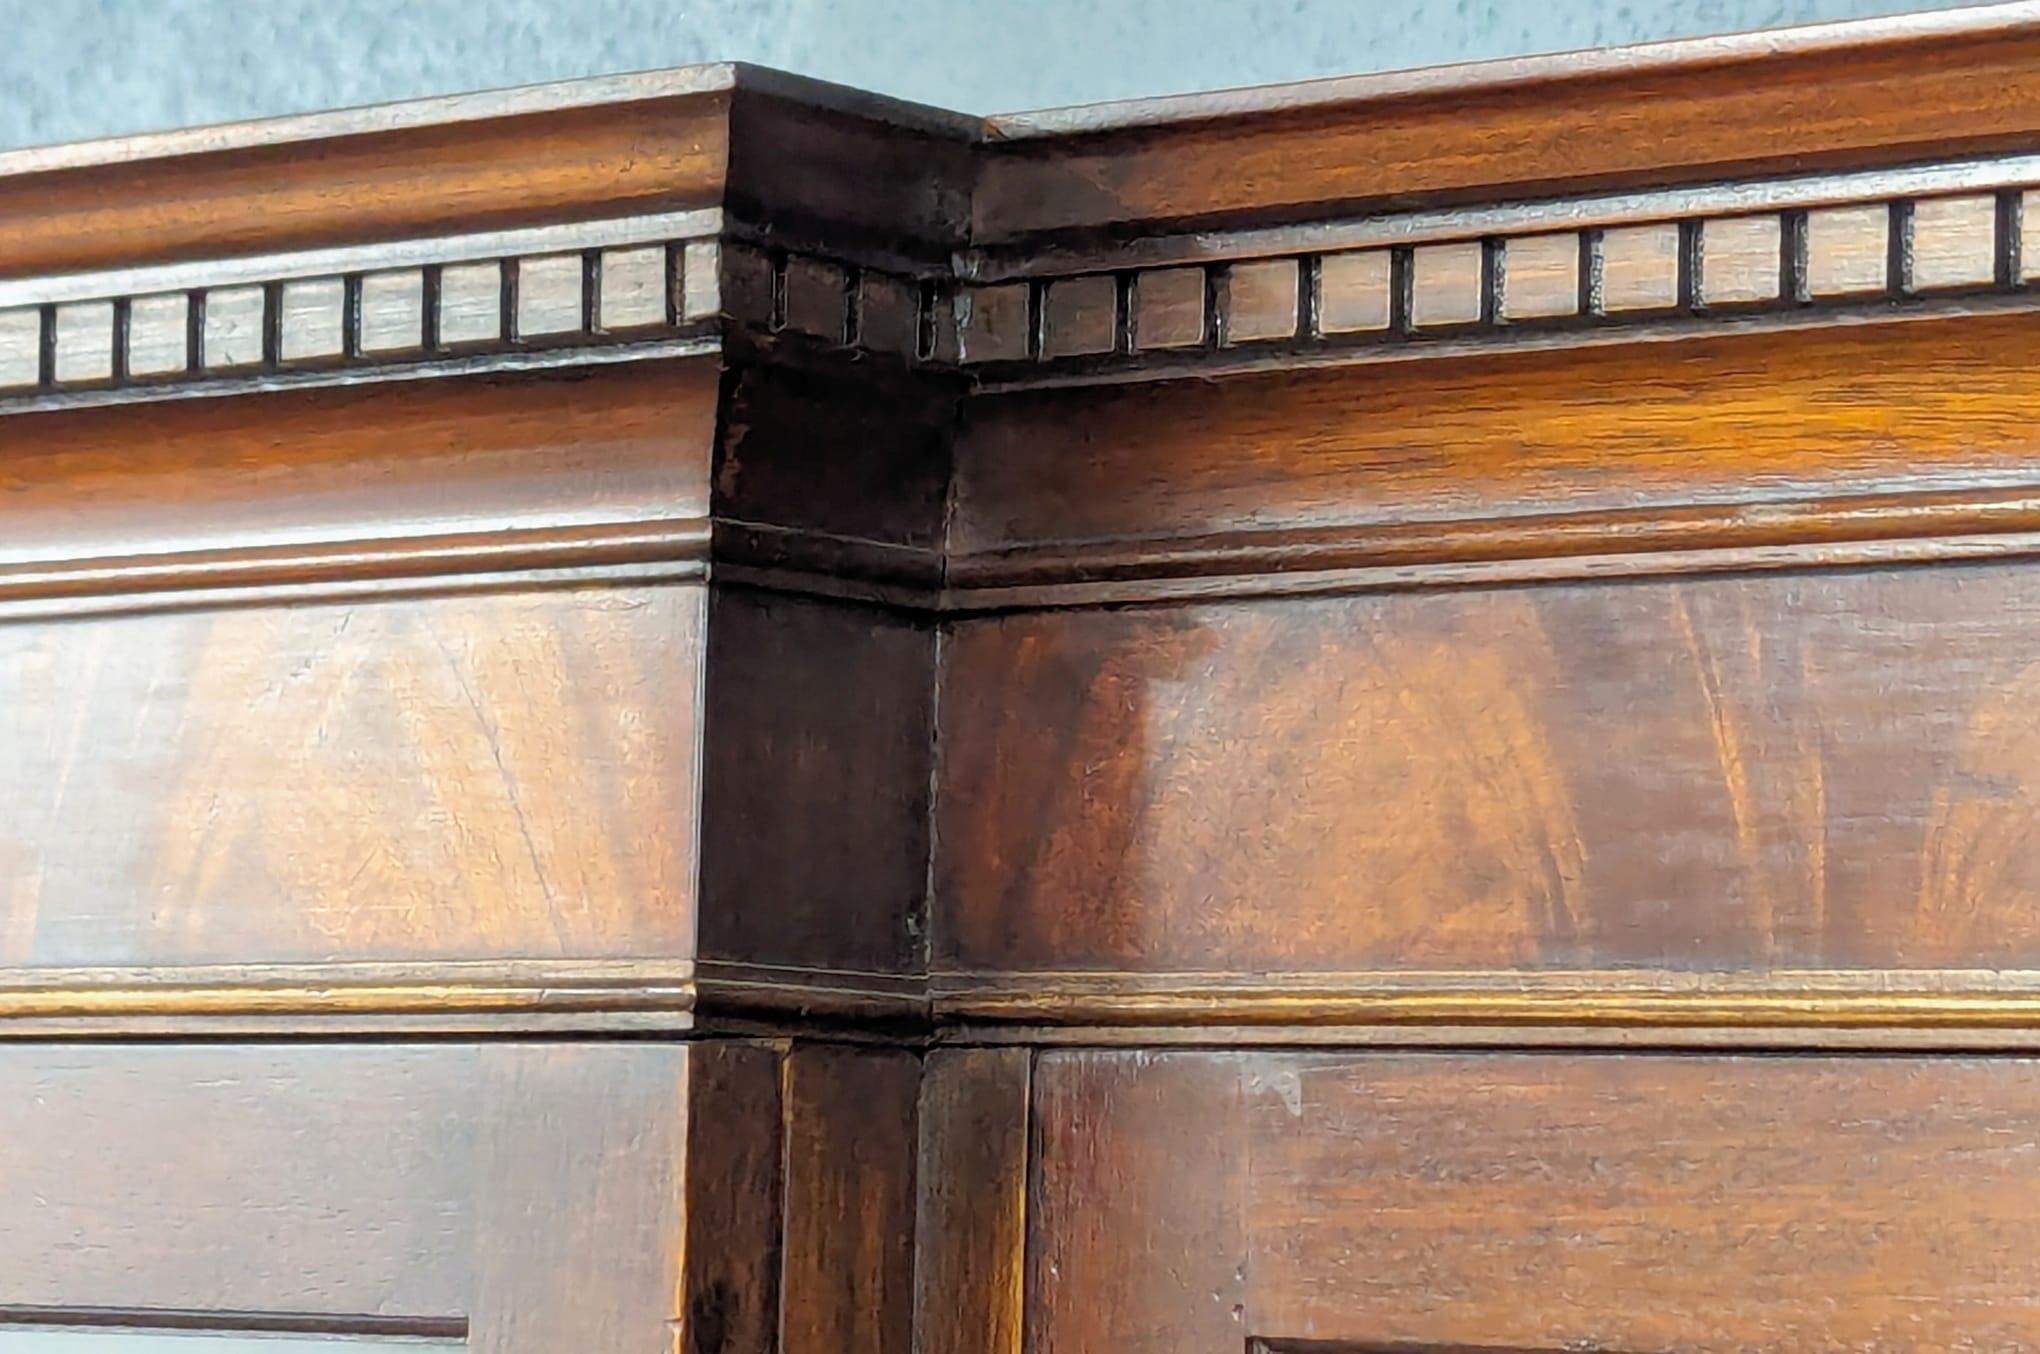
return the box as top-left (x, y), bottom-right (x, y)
top-left (2, 0), bottom-right (1968, 151)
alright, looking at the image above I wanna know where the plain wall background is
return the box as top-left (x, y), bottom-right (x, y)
top-left (1, 0), bottom-right (1971, 150)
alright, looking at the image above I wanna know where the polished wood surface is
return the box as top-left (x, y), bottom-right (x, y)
top-left (0, 1042), bottom-right (702, 1351)
top-left (937, 563), bottom-right (2040, 977)
top-left (1030, 1050), bottom-right (2040, 1352)
top-left (13, 10), bottom-right (2040, 1351)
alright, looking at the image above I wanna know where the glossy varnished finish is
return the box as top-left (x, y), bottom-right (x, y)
top-left (950, 314), bottom-right (2040, 591)
top-left (19, 12), bottom-right (2040, 1352)
top-left (0, 1042), bottom-right (721, 1352)
top-left (1030, 1050), bottom-right (2040, 1352)
top-left (937, 563), bottom-right (2040, 980)
top-left (975, 7), bottom-right (2040, 239)
top-left (0, 584), bottom-right (704, 970)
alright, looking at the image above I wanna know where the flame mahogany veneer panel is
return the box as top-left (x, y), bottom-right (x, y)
top-left (937, 562), bottom-right (2040, 975)
top-left (0, 583), bottom-right (705, 968)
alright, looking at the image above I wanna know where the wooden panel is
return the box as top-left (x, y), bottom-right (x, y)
top-left (359, 270), bottom-right (427, 354)
top-left (914, 1049), bottom-right (1030, 1354)
top-left (439, 261), bottom-right (502, 346)
top-left (781, 1046), bottom-right (920, 1354)
top-left (468, 1043), bottom-right (691, 1354)
top-left (1029, 1051), bottom-right (1246, 1354)
top-left (679, 1042), bottom-right (786, 1354)
top-left (712, 359), bottom-right (956, 579)
top-left (938, 560), bottom-right (2040, 975)
top-left (699, 590), bottom-right (934, 976)
top-left (0, 1043), bottom-right (474, 1317)
top-left (1029, 1050), bottom-right (2040, 1353)
top-left (0, 1041), bottom-right (718, 1353)
top-left (857, 271), bottom-right (921, 358)
top-left (949, 312), bottom-right (2040, 579)
top-left (0, 584), bottom-right (703, 968)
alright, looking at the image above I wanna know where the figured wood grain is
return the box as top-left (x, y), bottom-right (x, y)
top-left (0, 584), bottom-right (703, 969)
top-left (936, 561), bottom-right (2040, 977)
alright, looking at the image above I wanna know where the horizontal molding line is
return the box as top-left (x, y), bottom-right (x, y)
top-left (724, 525), bottom-right (2040, 616)
top-left (932, 969), bottom-right (2040, 1029)
top-left (0, 518), bottom-right (712, 610)
top-left (694, 959), bottom-right (931, 1023)
top-left (0, 958), bottom-right (700, 1022)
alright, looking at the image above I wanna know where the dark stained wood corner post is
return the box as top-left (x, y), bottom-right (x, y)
top-left (9, 6), bottom-right (2040, 1350)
